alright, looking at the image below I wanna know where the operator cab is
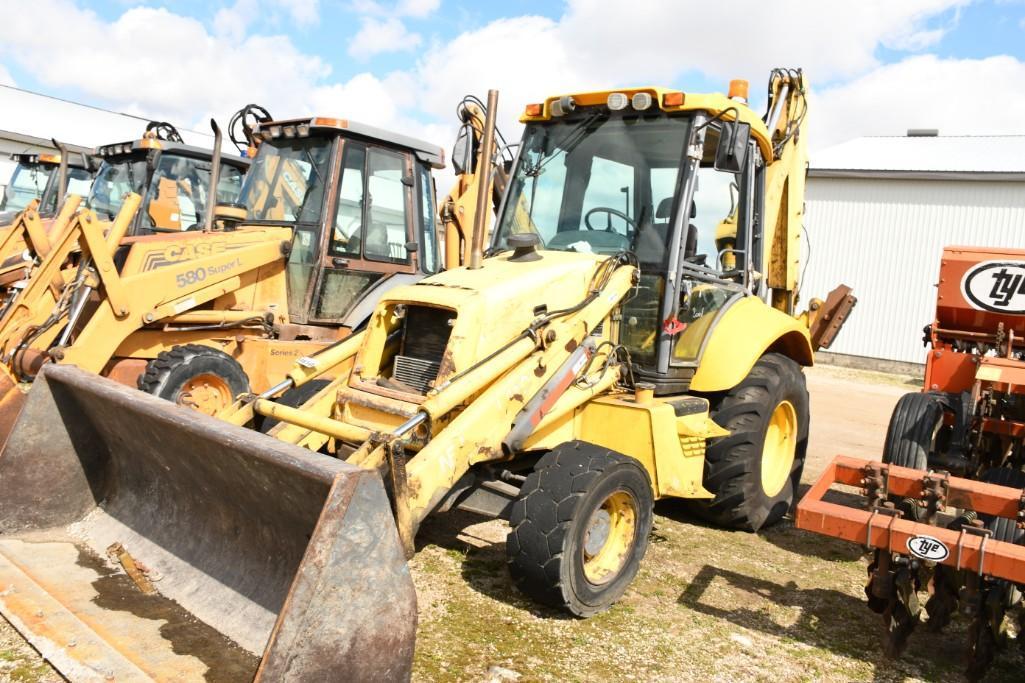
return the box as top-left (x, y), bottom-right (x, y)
top-left (88, 136), bottom-right (249, 236)
top-left (493, 88), bottom-right (766, 393)
top-left (0, 150), bottom-right (95, 221)
top-left (238, 117), bottom-right (444, 332)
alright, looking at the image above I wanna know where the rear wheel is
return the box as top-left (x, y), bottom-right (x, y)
top-left (506, 441), bottom-right (653, 617)
top-left (139, 344), bottom-right (249, 415)
top-left (692, 353), bottom-right (809, 531)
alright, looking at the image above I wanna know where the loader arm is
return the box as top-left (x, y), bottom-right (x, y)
top-left (54, 228), bottom-right (292, 373)
top-left (0, 195), bottom-right (129, 361)
top-left (0, 197), bottom-right (80, 315)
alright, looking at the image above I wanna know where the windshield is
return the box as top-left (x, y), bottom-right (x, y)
top-left (493, 113), bottom-right (691, 268)
top-left (87, 157), bottom-right (148, 220)
top-left (1, 163), bottom-right (54, 212)
top-left (238, 137), bottom-right (332, 223)
top-left (141, 154), bottom-right (243, 232)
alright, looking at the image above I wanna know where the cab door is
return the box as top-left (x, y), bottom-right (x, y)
top-left (308, 141), bottom-right (419, 324)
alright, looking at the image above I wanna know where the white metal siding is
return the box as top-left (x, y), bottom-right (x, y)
top-left (801, 177), bottom-right (1025, 364)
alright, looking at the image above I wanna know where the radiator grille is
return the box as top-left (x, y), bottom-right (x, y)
top-left (391, 305), bottom-right (455, 394)
top-left (393, 355), bottom-right (442, 394)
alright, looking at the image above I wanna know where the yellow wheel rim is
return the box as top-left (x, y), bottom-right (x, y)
top-left (582, 490), bottom-right (637, 585)
top-left (761, 400), bottom-right (798, 497)
top-left (176, 373), bottom-right (232, 416)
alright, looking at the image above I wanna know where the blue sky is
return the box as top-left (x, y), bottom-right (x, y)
top-left (0, 0), bottom-right (1022, 155)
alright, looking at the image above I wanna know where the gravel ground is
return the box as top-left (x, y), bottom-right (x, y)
top-left (4, 363), bottom-right (1023, 682)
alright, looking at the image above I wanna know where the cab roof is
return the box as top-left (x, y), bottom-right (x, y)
top-left (93, 137), bottom-right (251, 170)
top-left (256, 116), bottom-right (445, 169)
top-left (9, 150), bottom-right (91, 169)
top-left (520, 86), bottom-right (774, 162)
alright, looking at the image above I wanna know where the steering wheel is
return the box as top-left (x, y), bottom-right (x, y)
top-left (584, 206), bottom-right (638, 234)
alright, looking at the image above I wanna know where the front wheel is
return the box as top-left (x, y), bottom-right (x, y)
top-left (506, 441), bottom-right (654, 617)
top-left (692, 352), bottom-right (810, 531)
top-left (138, 344), bottom-right (250, 415)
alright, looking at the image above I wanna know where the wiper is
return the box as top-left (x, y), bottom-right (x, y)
top-left (523, 110), bottom-right (605, 178)
top-left (293, 148), bottom-right (326, 219)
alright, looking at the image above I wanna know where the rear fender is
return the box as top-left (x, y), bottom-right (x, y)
top-left (689, 296), bottom-right (813, 393)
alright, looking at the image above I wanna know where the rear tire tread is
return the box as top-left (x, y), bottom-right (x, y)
top-left (694, 353), bottom-right (809, 531)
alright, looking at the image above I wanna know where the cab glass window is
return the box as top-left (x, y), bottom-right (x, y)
top-left (87, 157), bottom-right (148, 220)
top-left (144, 155), bottom-right (212, 231)
top-left (671, 126), bottom-right (745, 364)
top-left (330, 142), bottom-right (366, 257)
top-left (365, 148), bottom-right (410, 262)
top-left (418, 164), bottom-right (438, 273)
top-left (1, 163), bottom-right (51, 212)
top-left (329, 145), bottom-right (412, 264)
top-left (64, 167), bottom-right (94, 200)
top-left (238, 137), bottom-right (332, 223)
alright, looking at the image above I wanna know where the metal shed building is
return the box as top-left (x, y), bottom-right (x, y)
top-left (800, 132), bottom-right (1025, 368)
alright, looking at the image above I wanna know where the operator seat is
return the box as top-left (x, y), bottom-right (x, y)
top-left (632, 197), bottom-right (698, 263)
top-left (656, 197), bottom-right (699, 260)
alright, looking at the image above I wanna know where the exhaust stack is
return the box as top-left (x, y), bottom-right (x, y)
top-left (50, 137), bottom-right (69, 209)
top-left (204, 119), bottom-right (223, 232)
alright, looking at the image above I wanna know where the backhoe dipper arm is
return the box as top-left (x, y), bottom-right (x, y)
top-left (439, 94), bottom-right (508, 269)
top-left (760, 69), bottom-right (809, 314)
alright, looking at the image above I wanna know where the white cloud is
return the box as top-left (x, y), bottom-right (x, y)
top-left (273, 0), bottom-right (321, 26)
top-left (0, 0), bottom-right (1014, 181)
top-left (396, 0), bottom-right (440, 18)
top-left (557, 0), bottom-right (971, 86)
top-left (213, 0), bottom-right (259, 41)
top-left (412, 16), bottom-right (586, 137)
top-left (812, 54), bottom-right (1025, 150)
top-left (0, 65), bottom-right (14, 87)
top-left (351, 0), bottom-right (440, 18)
top-left (0, 0), bottom-right (328, 126)
top-left (215, 0), bottom-right (320, 35)
top-left (348, 17), bottom-right (422, 60)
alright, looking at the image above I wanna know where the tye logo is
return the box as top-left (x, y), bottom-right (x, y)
top-left (988, 268), bottom-right (1025, 307)
top-left (961, 261), bottom-right (1025, 314)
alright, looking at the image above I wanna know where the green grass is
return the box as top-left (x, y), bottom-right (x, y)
top-left (409, 507), bottom-right (1025, 682)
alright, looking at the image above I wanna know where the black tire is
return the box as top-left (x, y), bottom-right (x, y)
top-left (979, 468), bottom-right (1025, 545)
top-left (138, 344), bottom-right (249, 415)
top-left (882, 392), bottom-right (945, 470)
top-left (506, 441), bottom-right (653, 617)
top-left (259, 378), bottom-right (332, 434)
top-left (692, 353), bottom-right (809, 531)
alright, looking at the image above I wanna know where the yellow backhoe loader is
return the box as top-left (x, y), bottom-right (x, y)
top-left (0, 142), bottom-right (95, 223)
top-left (0, 73), bottom-right (856, 680)
top-left (0, 121), bottom-right (250, 316)
top-left (0, 112), bottom-right (462, 439)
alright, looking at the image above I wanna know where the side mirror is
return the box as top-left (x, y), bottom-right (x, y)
top-left (714, 120), bottom-right (750, 173)
top-left (451, 122), bottom-right (474, 175)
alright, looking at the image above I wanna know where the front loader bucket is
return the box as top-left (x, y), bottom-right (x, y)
top-left (0, 364), bottom-right (416, 682)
